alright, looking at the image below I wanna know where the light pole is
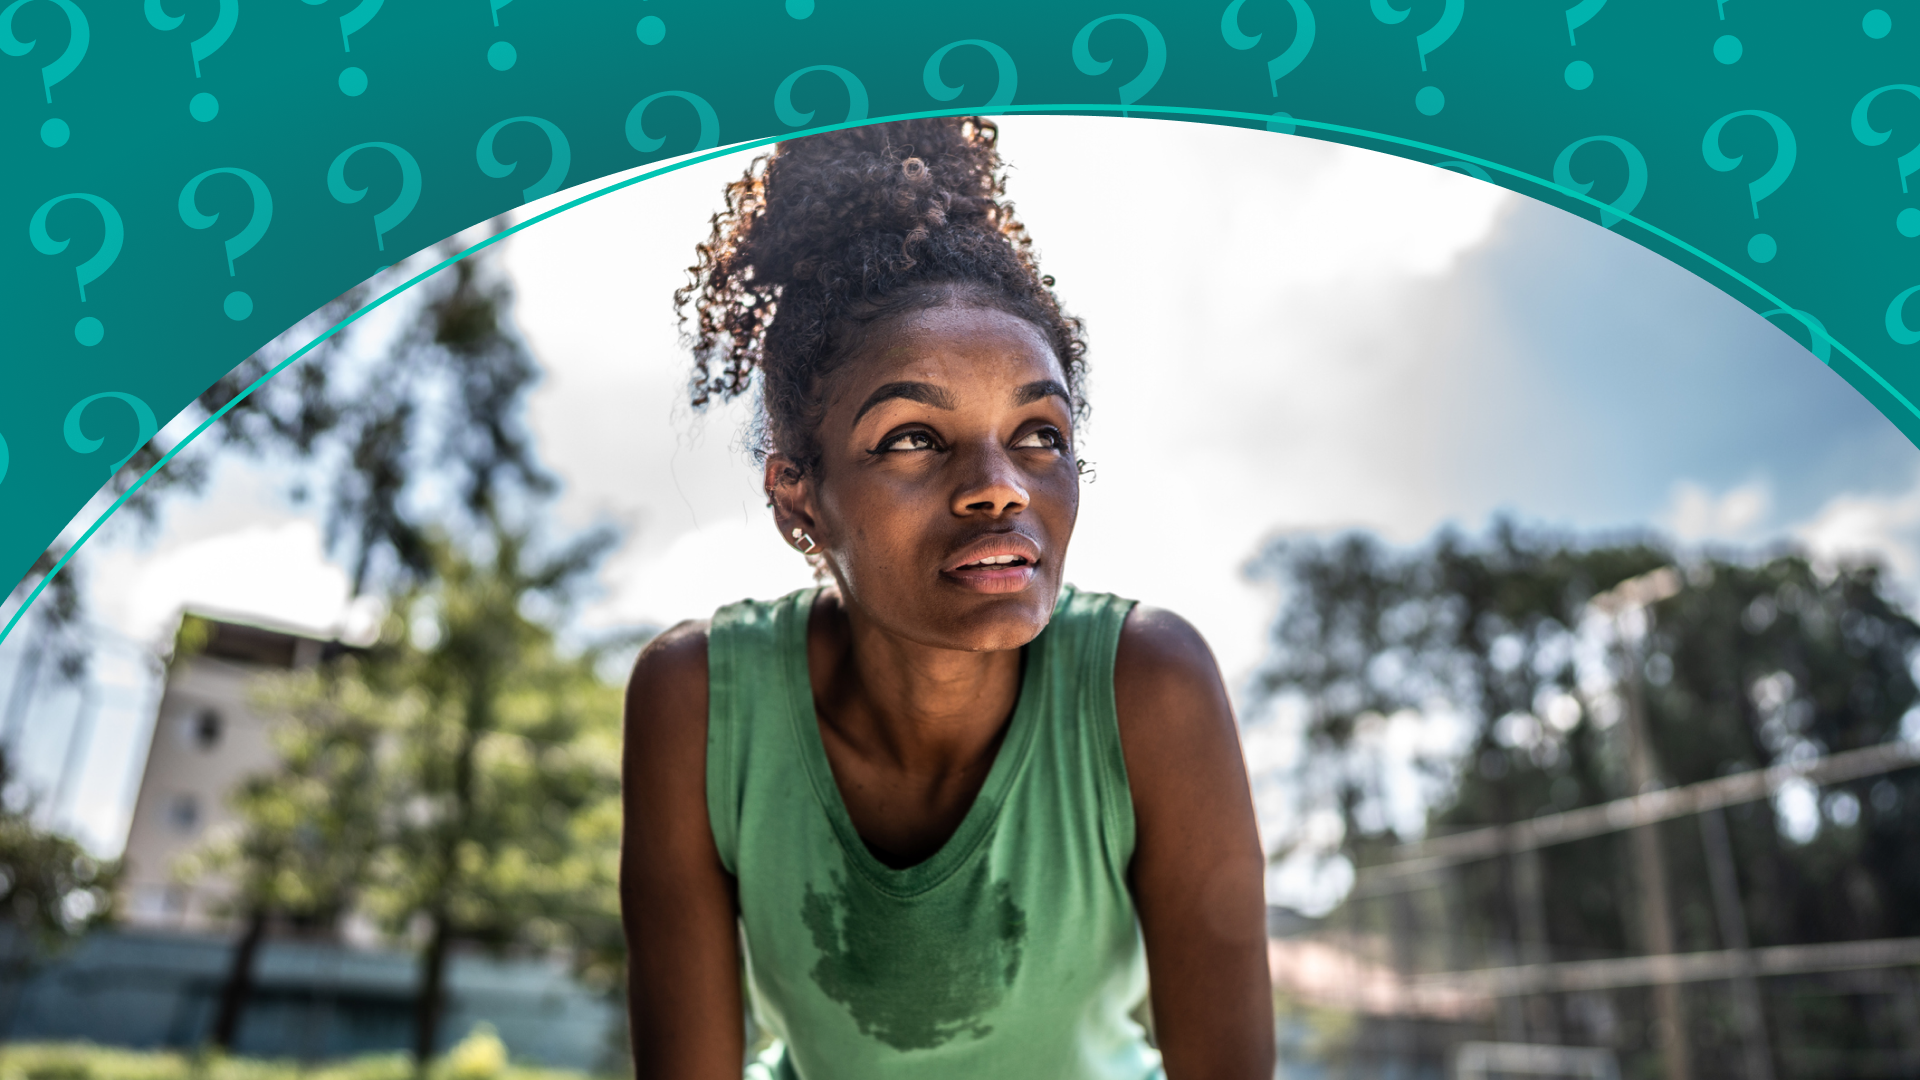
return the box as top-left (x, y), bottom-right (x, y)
top-left (1589, 567), bottom-right (1690, 1080)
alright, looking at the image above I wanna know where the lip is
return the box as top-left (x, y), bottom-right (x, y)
top-left (941, 532), bottom-right (1042, 594)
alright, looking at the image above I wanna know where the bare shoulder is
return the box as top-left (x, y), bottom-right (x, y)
top-left (1111, 604), bottom-right (1246, 827)
top-left (623, 618), bottom-right (711, 769)
top-left (1113, 605), bottom-right (1237, 757)
top-left (626, 618), bottom-right (710, 692)
top-left (619, 617), bottom-right (747, 1078)
top-left (1110, 605), bottom-right (1273, 1078)
top-left (1115, 604), bottom-right (1224, 693)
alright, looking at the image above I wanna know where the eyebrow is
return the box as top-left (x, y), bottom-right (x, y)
top-left (1015, 379), bottom-right (1071, 407)
top-left (849, 377), bottom-right (1073, 427)
top-left (851, 381), bottom-right (955, 426)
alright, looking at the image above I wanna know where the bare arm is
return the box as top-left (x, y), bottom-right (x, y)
top-left (1114, 606), bottom-right (1273, 1080)
top-left (622, 619), bottom-right (746, 1079)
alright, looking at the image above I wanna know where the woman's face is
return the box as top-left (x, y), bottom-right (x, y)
top-left (771, 302), bottom-right (1080, 653)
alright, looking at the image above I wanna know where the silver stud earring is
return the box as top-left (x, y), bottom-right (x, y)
top-left (790, 527), bottom-right (818, 554)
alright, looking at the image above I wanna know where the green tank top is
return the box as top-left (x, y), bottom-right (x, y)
top-left (706, 584), bottom-right (1164, 1080)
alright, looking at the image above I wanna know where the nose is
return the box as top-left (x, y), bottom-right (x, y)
top-left (950, 440), bottom-right (1030, 518)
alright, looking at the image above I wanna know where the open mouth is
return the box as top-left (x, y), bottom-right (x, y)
top-left (942, 549), bottom-right (1038, 594)
top-left (952, 554), bottom-right (1030, 571)
top-left (941, 532), bottom-right (1043, 594)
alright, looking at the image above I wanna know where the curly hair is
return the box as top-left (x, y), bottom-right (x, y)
top-left (674, 116), bottom-right (1088, 484)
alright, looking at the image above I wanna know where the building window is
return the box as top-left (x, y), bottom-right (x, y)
top-left (166, 793), bottom-right (200, 833)
top-left (194, 709), bottom-right (222, 750)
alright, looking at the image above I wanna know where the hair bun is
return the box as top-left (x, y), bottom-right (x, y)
top-left (675, 116), bottom-right (1086, 480)
top-left (742, 117), bottom-right (1008, 288)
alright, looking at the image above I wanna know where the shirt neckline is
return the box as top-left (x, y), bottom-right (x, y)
top-left (780, 585), bottom-right (1047, 898)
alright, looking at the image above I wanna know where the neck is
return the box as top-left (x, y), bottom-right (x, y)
top-left (809, 587), bottom-right (1025, 774)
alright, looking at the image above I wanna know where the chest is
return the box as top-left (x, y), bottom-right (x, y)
top-left (730, 741), bottom-right (1145, 1073)
top-left (705, 587), bottom-right (1158, 1078)
top-left (813, 716), bottom-right (1010, 870)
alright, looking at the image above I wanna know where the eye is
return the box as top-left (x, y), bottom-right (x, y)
top-left (1013, 426), bottom-right (1067, 451)
top-left (875, 429), bottom-right (941, 453)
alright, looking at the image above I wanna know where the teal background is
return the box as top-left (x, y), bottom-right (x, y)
top-left (4, 0), bottom-right (1918, 636)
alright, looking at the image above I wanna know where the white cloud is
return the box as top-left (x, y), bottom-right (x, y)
top-left (1663, 478), bottom-right (1772, 543)
top-left (89, 518), bottom-right (356, 645)
top-left (1791, 467), bottom-right (1920, 582)
top-left (584, 516), bottom-right (817, 637)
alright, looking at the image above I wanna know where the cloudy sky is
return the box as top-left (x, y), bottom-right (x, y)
top-left (6, 115), bottom-right (1917, 874)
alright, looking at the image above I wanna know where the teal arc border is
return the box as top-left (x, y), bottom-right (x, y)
top-left (2, 100), bottom-right (1900, 647)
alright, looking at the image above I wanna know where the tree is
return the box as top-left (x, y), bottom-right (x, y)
top-left (178, 643), bottom-right (389, 1049)
top-left (1248, 520), bottom-right (1668, 859)
top-left (367, 527), bottom-right (622, 1065)
top-left (1247, 520), bottom-right (1920, 1069)
top-left (0, 746), bottom-right (121, 1040)
top-left (115, 215), bottom-right (585, 1050)
top-left (208, 524), bottom-right (625, 1065)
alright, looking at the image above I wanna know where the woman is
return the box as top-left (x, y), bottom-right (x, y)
top-left (620, 116), bottom-right (1273, 1080)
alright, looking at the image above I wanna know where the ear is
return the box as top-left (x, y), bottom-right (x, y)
top-left (765, 454), bottom-right (821, 550)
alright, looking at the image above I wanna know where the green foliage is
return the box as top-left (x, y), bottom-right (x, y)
top-left (0, 738), bottom-right (120, 952)
top-left (1248, 518), bottom-right (1920, 1061)
top-left (0, 815), bottom-right (118, 950)
top-left (188, 522), bottom-right (630, 1052)
top-left (145, 216), bottom-right (629, 1059)
top-left (1247, 520), bottom-right (1668, 856)
top-left (1249, 520), bottom-right (1920, 846)
top-left (1631, 555), bottom-right (1920, 949)
top-left (346, 527), bottom-right (624, 966)
top-left (0, 1042), bottom-right (607, 1080)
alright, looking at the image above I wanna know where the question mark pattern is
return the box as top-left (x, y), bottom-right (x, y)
top-left (178, 167), bottom-right (271, 320)
top-left (64, 392), bottom-right (157, 478)
top-left (775, 65), bottom-right (870, 128)
top-left (4, 1), bottom-right (1920, 617)
top-left (1562, 0), bottom-right (1603, 89)
top-left (29, 192), bottom-right (120, 346)
top-left (1220, 0), bottom-right (1315, 99)
top-left (925, 40), bottom-right (1018, 109)
top-left (1851, 84), bottom-right (1920, 241)
top-left (488, 0), bottom-right (516, 71)
top-left (144, 0), bottom-right (235, 122)
top-left (3, 0), bottom-right (87, 147)
top-left (1703, 110), bottom-right (1796, 264)
top-left (1370, 0), bottom-right (1463, 115)
top-left (299, 0), bottom-right (383, 96)
top-left (477, 117), bottom-right (570, 203)
top-left (327, 142), bottom-right (421, 252)
top-left (1072, 15), bottom-right (1168, 116)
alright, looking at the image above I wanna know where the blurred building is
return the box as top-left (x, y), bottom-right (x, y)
top-left (120, 611), bottom-right (349, 930)
top-left (9, 611), bottom-right (624, 1070)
